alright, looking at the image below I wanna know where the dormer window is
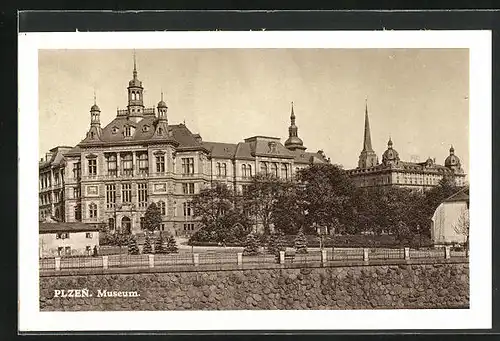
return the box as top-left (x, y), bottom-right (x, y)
top-left (158, 127), bottom-right (163, 135)
top-left (124, 126), bottom-right (132, 137)
top-left (90, 132), bottom-right (95, 139)
top-left (142, 125), bottom-right (150, 132)
top-left (111, 126), bottom-right (119, 134)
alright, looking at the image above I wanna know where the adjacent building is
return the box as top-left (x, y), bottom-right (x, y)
top-left (346, 100), bottom-right (467, 190)
top-left (39, 218), bottom-right (100, 258)
top-left (39, 57), bottom-right (328, 236)
top-left (430, 188), bottom-right (469, 246)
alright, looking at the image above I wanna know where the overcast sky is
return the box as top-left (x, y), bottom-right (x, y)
top-left (39, 48), bottom-right (469, 172)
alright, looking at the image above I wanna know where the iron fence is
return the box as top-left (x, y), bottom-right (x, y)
top-left (199, 252), bottom-right (238, 265)
top-left (108, 254), bottom-right (149, 268)
top-left (327, 248), bottom-right (364, 261)
top-left (409, 248), bottom-right (445, 259)
top-left (292, 252), bottom-right (322, 263)
top-left (39, 258), bottom-right (56, 270)
top-left (154, 253), bottom-right (195, 267)
top-left (369, 248), bottom-right (405, 260)
top-left (60, 256), bottom-right (104, 269)
top-left (450, 249), bottom-right (467, 258)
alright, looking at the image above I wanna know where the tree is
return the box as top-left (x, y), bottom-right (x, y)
top-left (166, 235), bottom-right (179, 254)
top-left (267, 230), bottom-right (286, 256)
top-left (243, 233), bottom-right (260, 256)
top-left (191, 182), bottom-right (250, 243)
top-left (244, 173), bottom-right (287, 235)
top-left (142, 232), bottom-right (152, 254)
top-left (154, 231), bottom-right (166, 254)
top-left (128, 235), bottom-right (139, 255)
top-left (297, 164), bottom-right (357, 235)
top-left (294, 228), bottom-right (308, 254)
top-left (272, 181), bottom-right (307, 235)
top-left (143, 202), bottom-right (162, 233)
top-left (453, 207), bottom-right (470, 251)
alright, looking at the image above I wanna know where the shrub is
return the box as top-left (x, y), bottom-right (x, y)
top-left (154, 232), bottom-right (167, 254)
top-left (294, 229), bottom-right (308, 254)
top-left (142, 233), bottom-right (152, 254)
top-left (128, 235), bottom-right (139, 255)
top-left (166, 235), bottom-right (179, 254)
top-left (267, 230), bottom-right (285, 256)
top-left (243, 233), bottom-right (260, 256)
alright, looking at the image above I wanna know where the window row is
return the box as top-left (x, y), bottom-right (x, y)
top-left (105, 183), bottom-right (148, 209)
top-left (259, 162), bottom-right (290, 179)
top-left (55, 232), bottom-right (93, 239)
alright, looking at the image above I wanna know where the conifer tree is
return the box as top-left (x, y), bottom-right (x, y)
top-left (128, 235), bottom-right (139, 255)
top-left (267, 230), bottom-right (285, 256)
top-left (294, 228), bottom-right (308, 254)
top-left (243, 233), bottom-right (260, 256)
top-left (166, 235), bottom-right (179, 254)
top-left (142, 232), bottom-right (152, 254)
top-left (154, 231), bottom-right (166, 254)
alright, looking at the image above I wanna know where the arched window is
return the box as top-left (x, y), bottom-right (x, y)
top-left (270, 163), bottom-right (278, 177)
top-left (216, 162), bottom-right (221, 176)
top-left (74, 204), bottom-right (81, 221)
top-left (221, 163), bottom-right (227, 176)
top-left (281, 164), bottom-right (288, 179)
top-left (158, 201), bottom-right (166, 215)
top-left (260, 162), bottom-right (267, 174)
top-left (241, 164), bottom-right (246, 177)
top-left (108, 217), bottom-right (115, 231)
top-left (89, 203), bottom-right (97, 219)
top-left (158, 127), bottom-right (163, 135)
top-left (247, 164), bottom-right (252, 177)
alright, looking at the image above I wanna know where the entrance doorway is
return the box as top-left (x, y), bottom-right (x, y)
top-left (121, 216), bottom-right (131, 234)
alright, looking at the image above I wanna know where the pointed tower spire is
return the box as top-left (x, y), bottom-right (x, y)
top-left (357, 98), bottom-right (378, 168)
top-left (133, 49), bottom-right (137, 78)
top-left (285, 101), bottom-right (306, 151)
top-left (127, 50), bottom-right (144, 117)
top-left (362, 97), bottom-right (374, 152)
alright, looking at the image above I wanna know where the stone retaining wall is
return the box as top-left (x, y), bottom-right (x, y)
top-left (40, 261), bottom-right (469, 311)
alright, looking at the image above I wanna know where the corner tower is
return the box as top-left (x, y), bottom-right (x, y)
top-left (357, 99), bottom-right (379, 168)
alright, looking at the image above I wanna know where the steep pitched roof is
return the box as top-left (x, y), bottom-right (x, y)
top-left (443, 187), bottom-right (469, 203)
top-left (203, 142), bottom-right (238, 159)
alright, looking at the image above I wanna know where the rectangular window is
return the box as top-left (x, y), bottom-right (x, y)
top-left (106, 184), bottom-right (116, 209)
top-left (158, 201), bottom-right (166, 215)
top-left (122, 183), bottom-right (132, 204)
top-left (65, 246), bottom-right (71, 256)
top-left (57, 247), bottom-right (63, 256)
top-left (182, 158), bottom-right (195, 174)
top-left (107, 155), bottom-right (117, 176)
top-left (89, 203), bottom-right (98, 218)
top-left (156, 155), bottom-right (165, 173)
top-left (161, 223), bottom-right (165, 231)
top-left (56, 232), bottom-right (69, 239)
top-left (88, 159), bottom-right (97, 176)
top-left (85, 246), bottom-right (91, 255)
top-left (183, 223), bottom-right (195, 231)
top-left (73, 187), bottom-right (81, 199)
top-left (140, 217), bottom-right (145, 229)
top-left (139, 154), bottom-right (149, 174)
top-left (86, 232), bottom-right (93, 239)
top-left (122, 154), bottom-right (133, 176)
top-left (73, 162), bottom-right (81, 179)
top-left (183, 202), bottom-right (192, 216)
top-left (182, 183), bottom-right (195, 194)
top-left (74, 204), bottom-right (81, 221)
top-left (138, 183), bottom-right (148, 208)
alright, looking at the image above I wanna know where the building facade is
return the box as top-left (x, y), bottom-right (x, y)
top-left (431, 188), bottom-right (469, 246)
top-left (39, 59), bottom-right (328, 236)
top-left (346, 101), bottom-right (467, 190)
top-left (39, 220), bottom-right (100, 258)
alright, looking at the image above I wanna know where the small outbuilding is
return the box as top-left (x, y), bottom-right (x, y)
top-left (430, 187), bottom-right (469, 247)
top-left (39, 218), bottom-right (100, 258)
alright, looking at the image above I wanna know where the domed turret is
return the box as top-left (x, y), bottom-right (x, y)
top-left (445, 145), bottom-right (461, 170)
top-left (91, 103), bottom-right (100, 112)
top-left (284, 102), bottom-right (307, 151)
top-left (382, 137), bottom-right (400, 166)
top-left (127, 51), bottom-right (144, 116)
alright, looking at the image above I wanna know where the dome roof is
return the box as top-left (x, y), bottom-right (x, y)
top-left (157, 100), bottom-right (167, 108)
top-left (285, 136), bottom-right (304, 147)
top-left (128, 78), bottom-right (142, 87)
top-left (90, 104), bottom-right (100, 111)
top-left (445, 154), bottom-right (461, 167)
top-left (382, 138), bottom-right (399, 164)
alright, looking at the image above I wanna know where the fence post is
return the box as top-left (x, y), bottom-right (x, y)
top-left (102, 255), bottom-right (108, 270)
top-left (55, 257), bottom-right (61, 271)
top-left (363, 248), bottom-right (369, 262)
top-left (237, 252), bottom-right (243, 266)
top-left (279, 251), bottom-right (285, 264)
top-left (193, 253), bottom-right (199, 266)
top-left (148, 254), bottom-right (155, 268)
top-left (404, 247), bottom-right (410, 260)
top-left (321, 249), bottom-right (328, 266)
top-left (445, 246), bottom-right (451, 259)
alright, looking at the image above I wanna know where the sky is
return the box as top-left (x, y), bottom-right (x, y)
top-left (39, 48), bottom-right (469, 173)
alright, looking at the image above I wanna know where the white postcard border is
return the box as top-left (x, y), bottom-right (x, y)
top-left (18, 30), bottom-right (492, 331)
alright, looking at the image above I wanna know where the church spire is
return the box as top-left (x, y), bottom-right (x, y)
top-left (357, 98), bottom-right (378, 169)
top-left (362, 98), bottom-right (374, 152)
top-left (127, 50), bottom-right (144, 117)
top-left (133, 49), bottom-right (137, 79)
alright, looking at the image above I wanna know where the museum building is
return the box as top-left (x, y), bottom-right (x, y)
top-left (38, 59), bottom-right (329, 235)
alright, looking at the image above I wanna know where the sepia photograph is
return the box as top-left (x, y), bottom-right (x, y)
top-left (18, 30), bottom-right (491, 331)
